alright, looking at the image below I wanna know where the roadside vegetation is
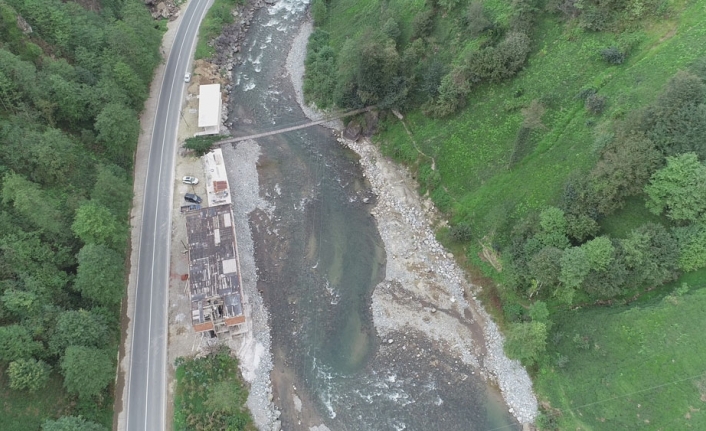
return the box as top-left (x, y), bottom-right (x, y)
top-left (305, 0), bottom-right (706, 428)
top-left (174, 347), bottom-right (254, 431)
top-left (195, 0), bottom-right (246, 59)
top-left (0, 0), bottom-right (163, 428)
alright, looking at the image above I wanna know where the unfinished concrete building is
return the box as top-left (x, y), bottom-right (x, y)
top-left (185, 204), bottom-right (246, 337)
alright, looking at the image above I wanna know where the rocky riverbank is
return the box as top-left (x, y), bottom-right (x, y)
top-left (285, 19), bottom-right (539, 426)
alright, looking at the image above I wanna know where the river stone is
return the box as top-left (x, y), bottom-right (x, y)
top-left (343, 121), bottom-right (362, 141)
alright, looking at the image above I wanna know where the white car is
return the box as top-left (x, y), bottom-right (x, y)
top-left (184, 72), bottom-right (191, 83)
top-left (182, 176), bottom-right (199, 185)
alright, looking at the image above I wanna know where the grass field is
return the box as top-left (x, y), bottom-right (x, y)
top-left (536, 286), bottom-right (706, 430)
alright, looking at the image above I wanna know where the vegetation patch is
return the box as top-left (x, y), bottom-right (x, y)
top-left (195, 0), bottom-right (246, 59)
top-left (0, 0), bottom-right (163, 427)
top-left (174, 348), bottom-right (254, 431)
top-left (308, 0), bottom-right (706, 428)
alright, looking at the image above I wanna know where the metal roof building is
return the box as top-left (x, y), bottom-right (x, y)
top-left (185, 204), bottom-right (246, 336)
top-left (196, 84), bottom-right (221, 136)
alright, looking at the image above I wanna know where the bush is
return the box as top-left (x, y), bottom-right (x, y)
top-left (466, 2), bottom-right (491, 36)
top-left (585, 93), bottom-right (607, 114)
top-left (600, 46), bottom-right (625, 64)
top-left (8, 358), bottom-right (50, 392)
top-left (449, 222), bottom-right (473, 242)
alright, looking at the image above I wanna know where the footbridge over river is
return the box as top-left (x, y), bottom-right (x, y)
top-left (215, 106), bottom-right (373, 145)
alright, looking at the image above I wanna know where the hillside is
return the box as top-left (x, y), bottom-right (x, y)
top-left (305, 0), bottom-right (706, 428)
top-left (0, 0), bottom-right (162, 429)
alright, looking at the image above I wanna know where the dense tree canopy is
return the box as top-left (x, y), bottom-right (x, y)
top-left (0, 0), bottom-right (160, 425)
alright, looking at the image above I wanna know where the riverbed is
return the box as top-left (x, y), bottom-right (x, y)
top-left (221, 1), bottom-right (537, 429)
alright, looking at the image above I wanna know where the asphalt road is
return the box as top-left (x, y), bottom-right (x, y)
top-left (124, 1), bottom-right (212, 430)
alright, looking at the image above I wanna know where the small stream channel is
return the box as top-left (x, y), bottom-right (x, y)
top-left (226, 1), bottom-right (520, 430)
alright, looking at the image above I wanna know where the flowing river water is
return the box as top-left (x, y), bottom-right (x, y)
top-left (225, 1), bottom-right (520, 430)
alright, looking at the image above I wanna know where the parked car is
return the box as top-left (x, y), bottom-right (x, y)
top-left (184, 193), bottom-right (202, 204)
top-left (184, 72), bottom-right (191, 83)
top-left (182, 176), bottom-right (199, 185)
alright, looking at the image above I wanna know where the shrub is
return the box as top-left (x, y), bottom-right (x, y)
top-left (449, 222), bottom-right (473, 242)
top-left (600, 46), bottom-right (625, 64)
top-left (585, 93), bottom-right (607, 114)
top-left (8, 358), bottom-right (50, 392)
top-left (466, 2), bottom-right (491, 36)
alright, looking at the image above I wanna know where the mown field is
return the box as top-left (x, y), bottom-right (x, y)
top-left (313, 0), bottom-right (706, 428)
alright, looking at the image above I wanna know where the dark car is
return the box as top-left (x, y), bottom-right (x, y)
top-left (184, 193), bottom-right (202, 204)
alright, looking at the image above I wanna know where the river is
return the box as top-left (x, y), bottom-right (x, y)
top-left (225, 1), bottom-right (521, 430)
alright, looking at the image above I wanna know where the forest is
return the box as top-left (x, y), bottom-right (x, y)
top-left (0, 0), bottom-right (162, 429)
top-left (305, 0), bottom-right (706, 428)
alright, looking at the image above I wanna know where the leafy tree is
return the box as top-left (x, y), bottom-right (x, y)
top-left (537, 206), bottom-right (570, 249)
top-left (504, 321), bottom-right (547, 366)
top-left (620, 223), bottom-right (680, 286)
top-left (72, 201), bottom-right (124, 246)
top-left (645, 153), bottom-right (706, 222)
top-left (91, 164), bottom-right (132, 220)
top-left (382, 18), bottom-right (401, 43)
top-left (411, 9), bottom-right (435, 40)
top-left (673, 223), bottom-right (706, 271)
top-left (529, 300), bottom-right (550, 323)
top-left (94, 102), bottom-right (139, 166)
top-left (559, 247), bottom-right (590, 290)
top-left (643, 71), bottom-right (706, 159)
top-left (50, 309), bottom-right (110, 356)
top-left (566, 213), bottom-right (599, 243)
top-left (311, 0), bottom-right (327, 26)
top-left (1, 289), bottom-right (40, 317)
top-left (582, 236), bottom-right (615, 271)
top-left (60, 346), bottom-right (113, 399)
top-left (42, 416), bottom-right (108, 431)
top-left (0, 324), bottom-right (42, 362)
top-left (8, 358), bottom-right (50, 392)
top-left (528, 246), bottom-right (563, 291)
top-left (590, 132), bottom-right (662, 215)
top-left (2, 173), bottom-right (65, 235)
top-left (74, 243), bottom-right (126, 305)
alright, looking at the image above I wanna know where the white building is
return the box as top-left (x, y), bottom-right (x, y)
top-left (196, 84), bottom-right (222, 136)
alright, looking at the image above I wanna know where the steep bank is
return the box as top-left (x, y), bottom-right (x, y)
top-left (286, 19), bottom-right (538, 425)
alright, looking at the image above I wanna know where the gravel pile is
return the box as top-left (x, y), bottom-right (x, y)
top-left (221, 140), bottom-right (281, 431)
top-left (286, 18), bottom-right (538, 425)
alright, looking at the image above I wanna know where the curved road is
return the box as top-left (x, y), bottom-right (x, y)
top-left (124, 0), bottom-right (212, 430)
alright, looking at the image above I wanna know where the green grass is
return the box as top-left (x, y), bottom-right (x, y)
top-left (174, 349), bottom-right (254, 431)
top-left (0, 368), bottom-right (114, 431)
top-left (536, 287), bottom-right (706, 430)
top-left (599, 196), bottom-right (668, 238)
